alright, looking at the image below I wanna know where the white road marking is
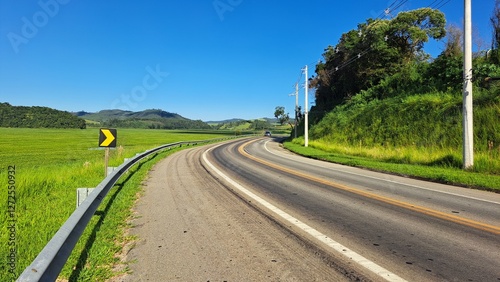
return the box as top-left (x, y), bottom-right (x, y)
top-left (262, 140), bottom-right (500, 205)
top-left (203, 144), bottom-right (407, 282)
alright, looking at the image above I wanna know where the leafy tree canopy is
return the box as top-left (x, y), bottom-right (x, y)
top-left (311, 8), bottom-right (446, 114)
top-left (274, 106), bottom-right (290, 126)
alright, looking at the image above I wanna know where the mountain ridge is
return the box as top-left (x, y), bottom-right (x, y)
top-left (77, 109), bottom-right (278, 125)
top-left (71, 108), bottom-right (210, 129)
top-left (73, 108), bottom-right (186, 121)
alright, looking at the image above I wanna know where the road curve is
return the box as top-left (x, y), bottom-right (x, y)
top-left (206, 137), bottom-right (500, 281)
top-left (120, 137), bottom-right (500, 281)
top-left (120, 140), bottom-right (350, 281)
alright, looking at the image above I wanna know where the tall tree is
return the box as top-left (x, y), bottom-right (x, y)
top-left (425, 24), bottom-right (463, 91)
top-left (491, 0), bottom-right (500, 63)
top-left (386, 8), bottom-right (446, 61)
top-left (443, 24), bottom-right (462, 57)
top-left (491, 0), bottom-right (500, 50)
top-left (311, 8), bottom-right (446, 115)
top-left (274, 106), bottom-right (291, 128)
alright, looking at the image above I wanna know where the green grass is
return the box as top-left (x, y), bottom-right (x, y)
top-left (0, 128), bottom-right (235, 281)
top-left (295, 87), bottom-right (500, 189)
top-left (61, 147), bottom-right (183, 281)
top-left (308, 89), bottom-right (500, 159)
top-left (284, 139), bottom-right (500, 191)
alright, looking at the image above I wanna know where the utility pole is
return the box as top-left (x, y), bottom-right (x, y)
top-left (303, 65), bottom-right (309, 147)
top-left (289, 83), bottom-right (299, 139)
top-left (463, 0), bottom-right (473, 169)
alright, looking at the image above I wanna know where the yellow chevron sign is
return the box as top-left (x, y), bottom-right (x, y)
top-left (99, 128), bottom-right (117, 147)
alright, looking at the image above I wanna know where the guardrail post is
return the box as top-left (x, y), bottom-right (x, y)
top-left (107, 167), bottom-right (117, 176)
top-left (76, 188), bottom-right (95, 208)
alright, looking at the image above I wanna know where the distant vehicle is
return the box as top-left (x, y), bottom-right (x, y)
top-left (264, 131), bottom-right (271, 137)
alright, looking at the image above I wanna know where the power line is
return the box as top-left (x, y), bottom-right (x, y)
top-left (427, 0), bottom-right (443, 8)
top-left (376, 0), bottom-right (399, 19)
top-left (296, 0), bottom-right (446, 89)
top-left (390, 0), bottom-right (410, 15)
top-left (376, 0), bottom-right (409, 19)
top-left (293, 70), bottom-right (303, 87)
top-left (434, 0), bottom-right (453, 10)
top-left (428, 0), bottom-right (453, 10)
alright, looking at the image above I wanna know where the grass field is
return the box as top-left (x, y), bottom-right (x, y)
top-left (4, 126), bottom-right (497, 281)
top-left (0, 128), bottom-right (238, 281)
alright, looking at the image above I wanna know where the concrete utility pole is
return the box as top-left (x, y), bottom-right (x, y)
top-left (303, 65), bottom-right (309, 147)
top-left (463, 0), bottom-right (473, 169)
top-left (290, 83), bottom-right (299, 139)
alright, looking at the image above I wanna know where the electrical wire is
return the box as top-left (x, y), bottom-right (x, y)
top-left (428, 0), bottom-right (453, 10)
top-left (297, 0), bottom-right (446, 86)
top-left (293, 70), bottom-right (303, 88)
top-left (427, 0), bottom-right (443, 8)
top-left (376, 0), bottom-right (409, 19)
top-left (390, 0), bottom-right (410, 16)
top-left (375, 0), bottom-right (399, 19)
top-left (434, 0), bottom-right (453, 10)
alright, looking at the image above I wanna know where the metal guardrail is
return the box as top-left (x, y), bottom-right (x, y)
top-left (17, 137), bottom-right (243, 281)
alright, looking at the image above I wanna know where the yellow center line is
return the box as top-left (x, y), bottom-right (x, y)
top-left (238, 139), bottom-right (500, 235)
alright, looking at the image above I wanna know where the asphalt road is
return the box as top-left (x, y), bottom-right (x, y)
top-left (120, 137), bottom-right (500, 281)
top-left (120, 139), bottom-right (350, 281)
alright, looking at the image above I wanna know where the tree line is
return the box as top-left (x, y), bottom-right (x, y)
top-left (212, 119), bottom-right (272, 130)
top-left (0, 103), bottom-right (86, 129)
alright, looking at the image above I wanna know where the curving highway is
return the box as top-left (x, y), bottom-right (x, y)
top-left (204, 137), bottom-right (500, 281)
top-left (124, 137), bottom-right (500, 281)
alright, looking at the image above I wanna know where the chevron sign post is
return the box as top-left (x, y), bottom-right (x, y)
top-left (99, 128), bottom-right (117, 177)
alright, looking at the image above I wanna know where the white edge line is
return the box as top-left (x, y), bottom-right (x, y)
top-left (203, 144), bottom-right (407, 282)
top-left (262, 140), bottom-right (500, 205)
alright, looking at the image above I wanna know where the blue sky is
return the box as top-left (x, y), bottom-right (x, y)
top-left (0, 0), bottom-right (495, 121)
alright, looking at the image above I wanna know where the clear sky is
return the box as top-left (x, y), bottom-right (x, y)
top-left (0, 0), bottom-right (495, 121)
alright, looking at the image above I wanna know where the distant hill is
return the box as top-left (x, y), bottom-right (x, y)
top-left (0, 102), bottom-right (86, 129)
top-left (77, 109), bottom-right (184, 121)
top-left (208, 117), bottom-right (288, 131)
top-left (75, 109), bottom-right (211, 130)
top-left (205, 118), bottom-right (244, 125)
top-left (206, 117), bottom-right (280, 125)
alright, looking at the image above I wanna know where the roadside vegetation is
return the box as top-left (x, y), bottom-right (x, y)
top-left (0, 128), bottom-right (236, 281)
top-left (283, 6), bottom-right (500, 190)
